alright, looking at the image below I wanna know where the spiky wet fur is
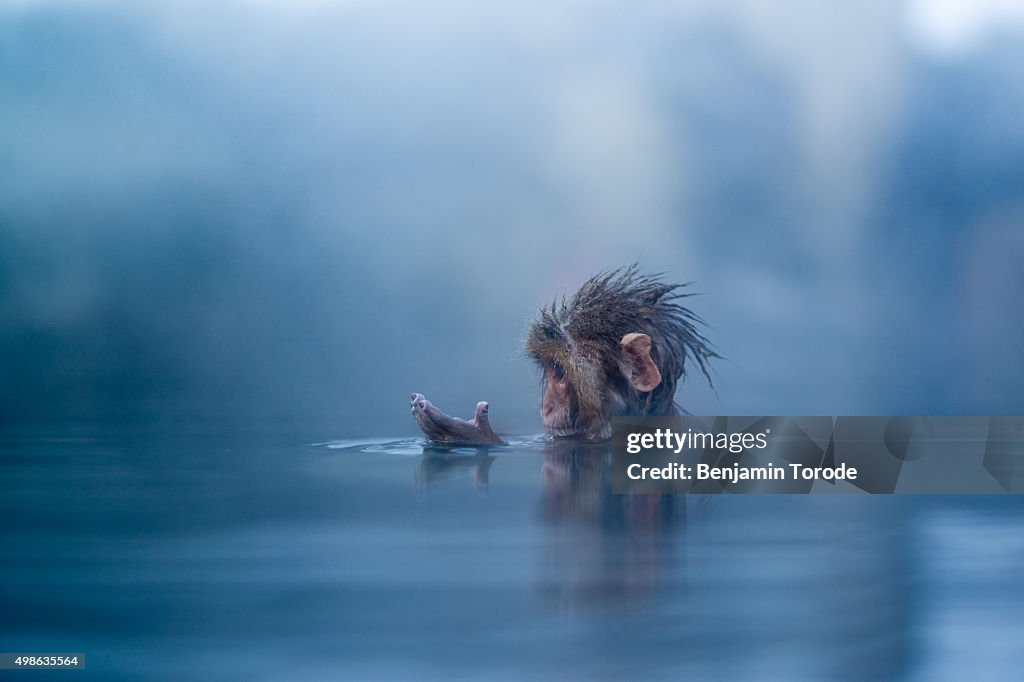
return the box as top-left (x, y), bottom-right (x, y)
top-left (525, 266), bottom-right (718, 439)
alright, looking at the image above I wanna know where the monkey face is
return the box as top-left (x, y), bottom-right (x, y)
top-left (532, 333), bottom-right (663, 441)
top-left (540, 361), bottom-right (574, 436)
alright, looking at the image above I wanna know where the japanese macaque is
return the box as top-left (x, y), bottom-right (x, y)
top-left (411, 266), bottom-right (717, 444)
top-left (526, 266), bottom-right (717, 440)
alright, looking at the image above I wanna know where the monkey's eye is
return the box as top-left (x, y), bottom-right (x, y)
top-left (551, 362), bottom-right (565, 380)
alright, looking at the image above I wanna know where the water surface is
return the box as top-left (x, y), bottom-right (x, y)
top-left (2, 427), bottom-right (1023, 680)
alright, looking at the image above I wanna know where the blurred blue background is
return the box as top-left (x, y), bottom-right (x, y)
top-left (3, 0), bottom-right (1023, 434)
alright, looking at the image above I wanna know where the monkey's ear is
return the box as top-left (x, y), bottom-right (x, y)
top-left (619, 333), bottom-right (662, 392)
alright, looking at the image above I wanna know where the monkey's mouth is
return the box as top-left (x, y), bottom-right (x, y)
top-left (546, 425), bottom-right (582, 438)
top-left (542, 390), bottom-right (612, 440)
top-left (544, 416), bottom-right (612, 441)
top-left (542, 410), bottom-right (579, 438)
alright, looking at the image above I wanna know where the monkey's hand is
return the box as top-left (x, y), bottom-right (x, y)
top-left (410, 393), bottom-right (505, 447)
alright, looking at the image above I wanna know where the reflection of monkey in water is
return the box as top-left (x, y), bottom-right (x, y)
top-left (412, 266), bottom-right (717, 444)
top-left (539, 440), bottom-right (685, 608)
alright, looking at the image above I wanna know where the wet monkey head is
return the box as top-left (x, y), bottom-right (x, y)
top-left (525, 267), bottom-right (717, 440)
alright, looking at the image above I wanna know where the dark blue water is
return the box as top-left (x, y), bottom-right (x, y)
top-left (3, 427), bottom-right (1024, 680)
